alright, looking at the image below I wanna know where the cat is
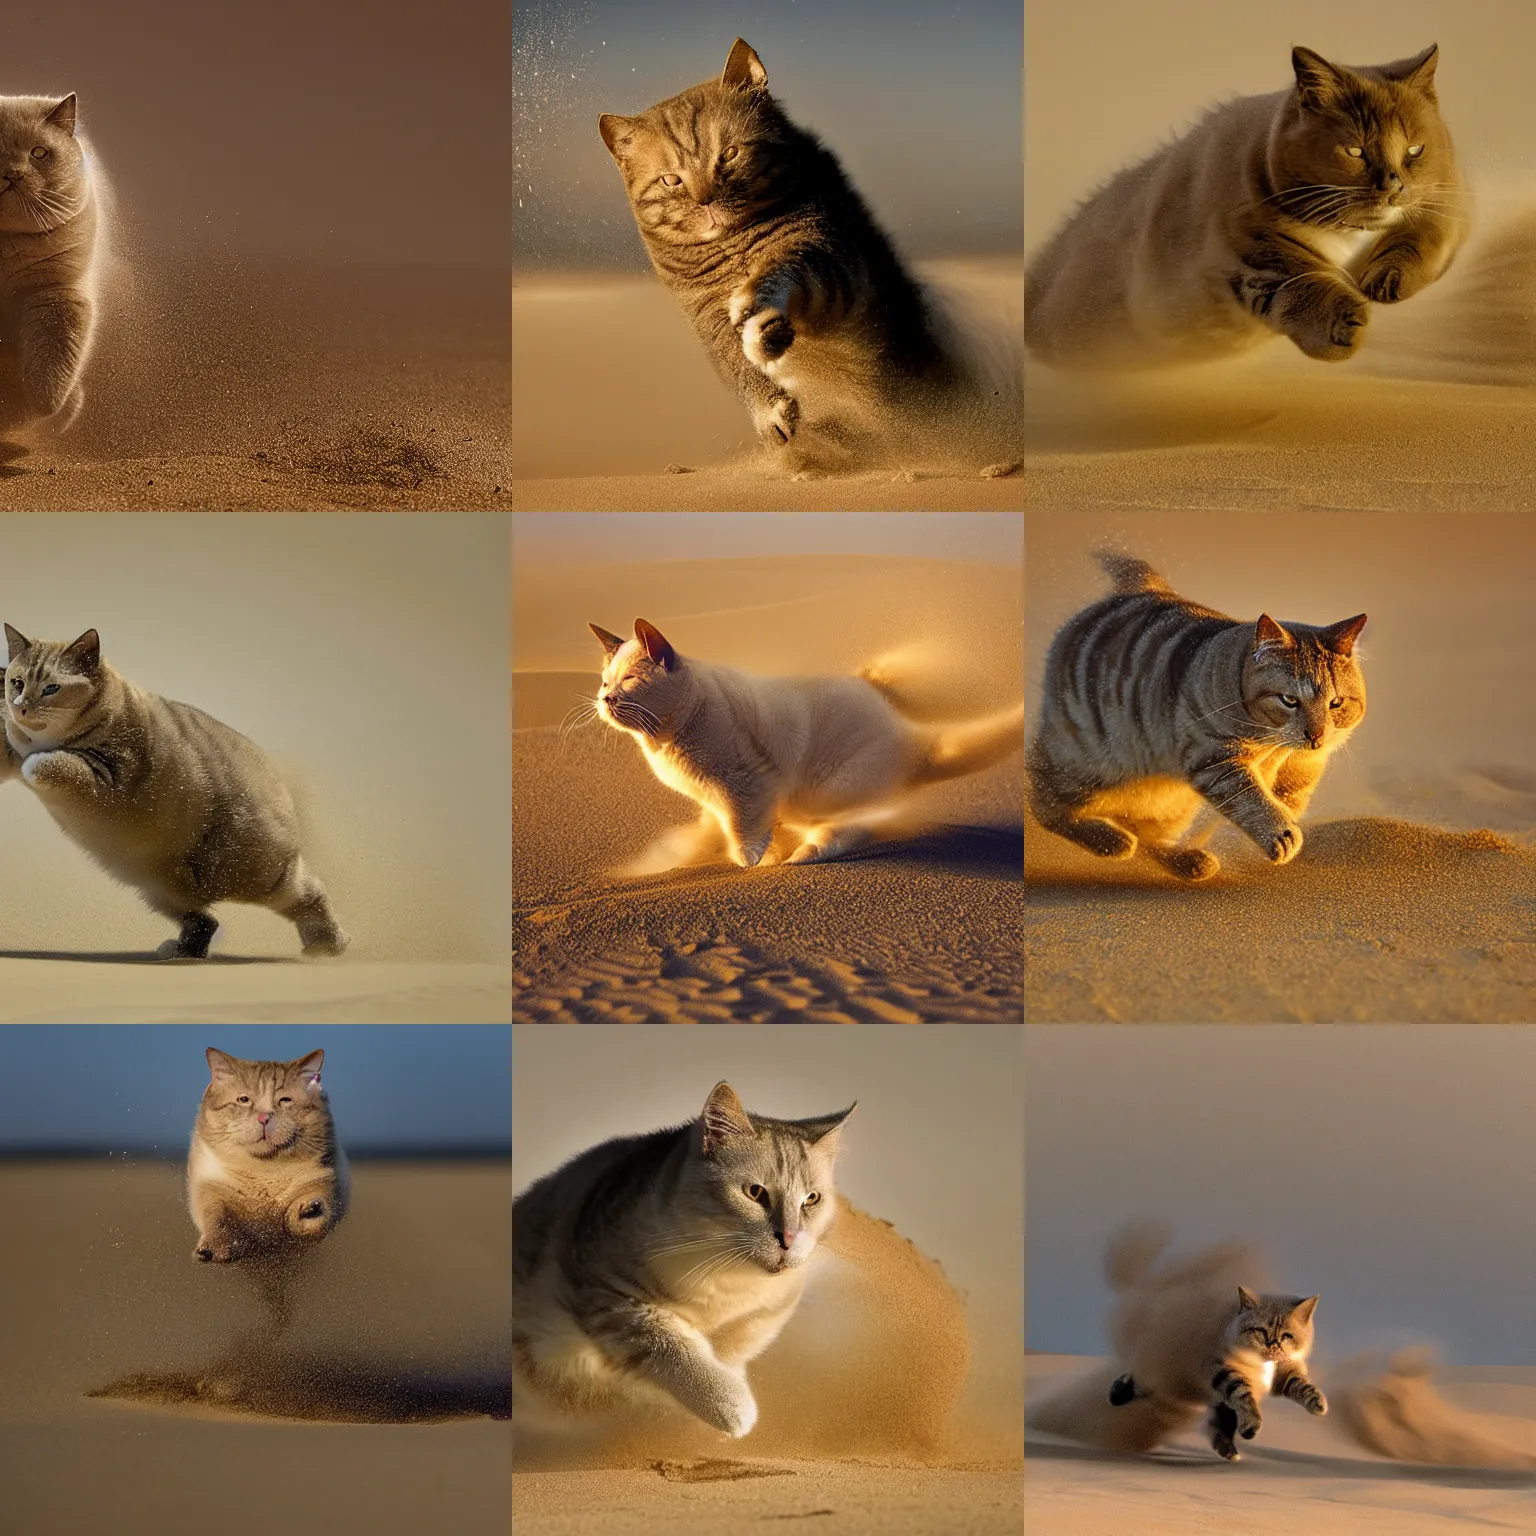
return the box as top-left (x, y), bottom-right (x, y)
top-left (1025, 44), bottom-right (1468, 367)
top-left (589, 617), bottom-right (1025, 869)
top-left (513, 1080), bottom-right (853, 1437)
top-left (1028, 555), bottom-right (1366, 879)
top-left (188, 1047), bottom-right (349, 1265)
top-left (2, 624), bottom-right (348, 958)
top-left (0, 94), bottom-right (100, 431)
top-left (1028, 1224), bottom-right (1325, 1461)
top-left (599, 39), bottom-right (1018, 473)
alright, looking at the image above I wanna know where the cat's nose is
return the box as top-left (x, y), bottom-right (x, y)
top-left (256, 1112), bottom-right (271, 1125)
top-left (774, 1230), bottom-right (793, 1250)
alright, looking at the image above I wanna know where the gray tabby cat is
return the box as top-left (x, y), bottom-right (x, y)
top-left (0, 94), bottom-right (99, 430)
top-left (2, 625), bottom-right (348, 958)
top-left (1029, 555), bottom-right (1366, 878)
top-left (188, 1047), bottom-right (349, 1264)
top-left (513, 1081), bottom-right (853, 1437)
top-left (600, 40), bottom-right (1017, 471)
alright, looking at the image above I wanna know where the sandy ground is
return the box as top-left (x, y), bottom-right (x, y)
top-left (1025, 1354), bottom-right (1536, 1534)
top-left (1025, 513), bottom-right (1536, 1022)
top-left (511, 554), bottom-right (1023, 1023)
top-left (0, 252), bottom-right (507, 510)
top-left (0, 1159), bottom-right (511, 1536)
top-left (512, 259), bottom-right (1022, 512)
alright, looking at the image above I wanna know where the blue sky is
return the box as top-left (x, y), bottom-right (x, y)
top-left (0, 1026), bottom-right (510, 1154)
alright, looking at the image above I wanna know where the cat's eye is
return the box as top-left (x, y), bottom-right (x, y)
top-left (743, 1182), bottom-right (766, 1202)
top-left (803, 1191), bottom-right (821, 1207)
top-left (1329, 697), bottom-right (1343, 710)
top-left (29, 146), bottom-right (46, 160)
top-left (1279, 695), bottom-right (1300, 708)
top-left (278, 1096), bottom-right (292, 1105)
top-left (721, 145), bottom-right (739, 162)
top-left (41, 683), bottom-right (58, 696)
top-left (1406, 144), bottom-right (1424, 158)
top-left (1345, 146), bottom-right (1364, 158)
top-left (661, 173), bottom-right (682, 186)
top-left (1281, 1332), bottom-right (1295, 1343)
top-left (236, 1095), bottom-right (250, 1104)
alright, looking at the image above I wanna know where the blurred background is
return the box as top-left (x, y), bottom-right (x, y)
top-left (1027, 1025), bottom-right (1536, 1365)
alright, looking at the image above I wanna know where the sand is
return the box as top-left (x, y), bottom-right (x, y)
top-left (1025, 512), bottom-right (1536, 1022)
top-left (0, 252), bottom-right (508, 511)
top-left (511, 259), bottom-right (1022, 512)
top-left (1026, 1354), bottom-right (1536, 1534)
top-left (511, 553), bottom-right (1024, 1023)
top-left (0, 1159), bottom-right (511, 1536)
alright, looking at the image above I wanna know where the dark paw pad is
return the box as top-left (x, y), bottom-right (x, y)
top-left (756, 316), bottom-right (794, 359)
top-left (298, 1201), bottom-right (324, 1220)
top-left (1108, 1374), bottom-right (1137, 1407)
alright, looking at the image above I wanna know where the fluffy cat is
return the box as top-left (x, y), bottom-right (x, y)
top-left (513, 1081), bottom-right (853, 1438)
top-left (0, 94), bottom-right (100, 431)
top-left (599, 39), bottom-right (1018, 472)
top-left (1029, 555), bottom-right (1366, 879)
top-left (2, 624), bottom-right (348, 958)
top-left (589, 617), bottom-right (1025, 869)
top-left (188, 1047), bottom-right (349, 1264)
top-left (1026, 44), bottom-right (1468, 366)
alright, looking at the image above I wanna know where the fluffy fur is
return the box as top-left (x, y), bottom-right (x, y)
top-left (2, 624), bottom-right (347, 958)
top-left (600, 39), bottom-right (1017, 472)
top-left (1026, 44), bottom-right (1468, 366)
top-left (589, 617), bottom-right (1025, 869)
top-left (1029, 554), bottom-right (1367, 879)
top-left (512, 1081), bottom-right (854, 1438)
top-left (187, 1047), bottom-right (349, 1265)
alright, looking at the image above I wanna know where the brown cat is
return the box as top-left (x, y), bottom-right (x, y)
top-left (1026, 44), bottom-right (1468, 366)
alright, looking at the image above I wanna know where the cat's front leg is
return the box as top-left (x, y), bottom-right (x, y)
top-left (285, 1189), bottom-right (339, 1241)
top-left (1211, 1364), bottom-right (1263, 1443)
top-left (729, 269), bottom-right (799, 371)
top-left (1232, 237), bottom-right (1367, 362)
top-left (18, 287), bottom-right (92, 420)
top-left (1274, 1366), bottom-right (1328, 1416)
top-left (720, 790), bottom-right (777, 869)
top-left (1360, 209), bottom-right (1465, 304)
top-left (1270, 751), bottom-right (1327, 818)
top-left (1190, 758), bottom-right (1302, 865)
top-left (19, 748), bottom-right (104, 800)
top-left (192, 1202), bottom-right (252, 1264)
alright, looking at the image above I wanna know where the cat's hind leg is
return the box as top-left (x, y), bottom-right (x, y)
top-left (1208, 1401), bottom-right (1241, 1461)
top-left (155, 910), bottom-right (219, 962)
top-left (269, 857), bottom-right (350, 957)
top-left (1028, 749), bottom-right (1138, 859)
top-left (1125, 786), bottom-right (1219, 881)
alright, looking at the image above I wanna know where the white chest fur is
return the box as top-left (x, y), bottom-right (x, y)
top-left (1258, 1359), bottom-right (1277, 1395)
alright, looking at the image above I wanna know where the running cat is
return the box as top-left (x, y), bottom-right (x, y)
top-left (1029, 556), bottom-right (1365, 878)
top-left (513, 1081), bottom-right (854, 1437)
top-left (188, 1047), bottom-right (349, 1264)
top-left (590, 617), bottom-right (1025, 868)
top-left (2, 624), bottom-right (348, 957)
top-left (1026, 44), bottom-right (1467, 366)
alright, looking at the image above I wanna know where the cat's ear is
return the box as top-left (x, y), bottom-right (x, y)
top-left (206, 1047), bottom-right (240, 1082)
top-left (589, 623), bottom-right (625, 659)
top-left (634, 618), bottom-right (676, 670)
top-left (1382, 43), bottom-right (1438, 96)
top-left (3, 623), bottom-right (29, 663)
top-left (701, 1081), bottom-right (755, 1153)
top-left (292, 1049), bottom-right (325, 1091)
top-left (62, 629), bottom-right (100, 674)
top-left (1291, 47), bottom-right (1349, 111)
top-left (1236, 1285), bottom-right (1262, 1312)
top-left (722, 39), bottom-right (768, 90)
top-left (799, 1102), bottom-right (856, 1146)
top-left (1290, 1295), bottom-right (1319, 1326)
top-left (45, 94), bottom-right (77, 136)
top-left (598, 113), bottom-right (636, 161)
top-left (1252, 614), bottom-right (1293, 656)
top-left (1319, 613), bottom-right (1367, 658)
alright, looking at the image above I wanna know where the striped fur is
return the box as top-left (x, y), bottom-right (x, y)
top-left (188, 1047), bottom-right (349, 1265)
top-left (1026, 45), bottom-right (1467, 367)
top-left (1029, 554), bottom-right (1367, 879)
top-left (3, 624), bottom-right (347, 957)
top-left (599, 39), bottom-right (992, 469)
top-left (513, 1082), bottom-right (852, 1438)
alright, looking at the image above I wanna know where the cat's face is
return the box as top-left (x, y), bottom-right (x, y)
top-left (1272, 46), bottom-right (1452, 231)
top-left (0, 95), bottom-right (88, 235)
top-left (199, 1048), bottom-right (332, 1159)
top-left (680, 1082), bottom-right (853, 1276)
top-left (1235, 1286), bottom-right (1318, 1363)
top-left (599, 40), bottom-right (792, 250)
top-left (590, 619), bottom-right (690, 740)
top-left (1241, 613), bottom-right (1366, 754)
top-left (3, 625), bottom-right (101, 740)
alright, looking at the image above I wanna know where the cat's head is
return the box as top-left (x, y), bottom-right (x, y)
top-left (1235, 1286), bottom-right (1318, 1363)
top-left (589, 618), bottom-right (691, 740)
top-left (598, 40), bottom-right (797, 249)
top-left (673, 1081), bottom-right (853, 1277)
top-left (3, 625), bottom-right (103, 740)
top-left (1241, 613), bottom-right (1366, 753)
top-left (199, 1048), bottom-right (333, 1159)
top-left (1272, 46), bottom-right (1453, 231)
top-left (0, 95), bottom-right (88, 234)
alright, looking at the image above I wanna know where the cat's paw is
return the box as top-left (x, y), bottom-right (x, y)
top-left (731, 283), bottom-right (796, 368)
top-left (1071, 817), bottom-right (1136, 860)
top-left (1160, 847), bottom-right (1220, 881)
top-left (1292, 288), bottom-right (1368, 361)
top-left (1299, 1385), bottom-right (1328, 1416)
top-left (287, 1197), bottom-right (331, 1239)
top-left (730, 833), bottom-right (773, 868)
top-left (1263, 821), bottom-right (1304, 865)
top-left (193, 1236), bottom-right (250, 1264)
top-left (1108, 1374), bottom-right (1139, 1407)
top-left (750, 394), bottom-right (798, 446)
top-left (698, 1373), bottom-right (759, 1438)
top-left (1235, 1401), bottom-right (1263, 1440)
top-left (1360, 257), bottom-right (1425, 304)
top-left (301, 928), bottom-right (350, 958)
top-left (1213, 1438), bottom-right (1241, 1461)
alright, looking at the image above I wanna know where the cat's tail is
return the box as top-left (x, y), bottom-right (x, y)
top-left (909, 700), bottom-right (1026, 787)
top-left (1095, 550), bottom-right (1173, 596)
top-left (1104, 1219), bottom-right (1174, 1292)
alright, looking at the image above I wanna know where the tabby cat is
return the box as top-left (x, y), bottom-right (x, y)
top-left (513, 1081), bottom-right (853, 1437)
top-left (1029, 555), bottom-right (1366, 878)
top-left (1026, 44), bottom-right (1468, 366)
top-left (0, 94), bottom-right (99, 430)
top-left (188, 1047), bottom-right (349, 1264)
top-left (599, 40), bottom-right (1014, 470)
top-left (2, 624), bottom-right (348, 958)
top-left (591, 617), bottom-right (1024, 869)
